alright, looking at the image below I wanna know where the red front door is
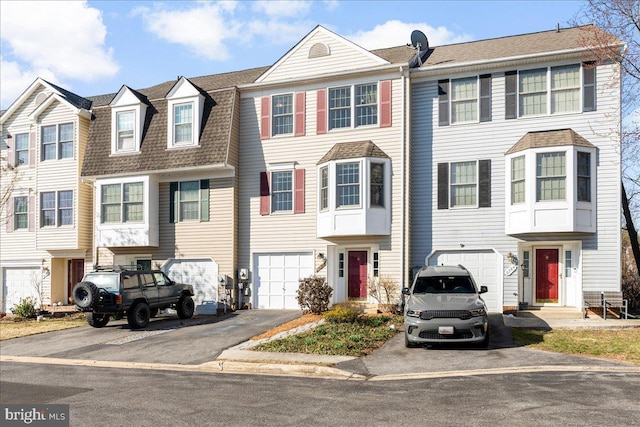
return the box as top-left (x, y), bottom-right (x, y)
top-left (68, 259), bottom-right (84, 304)
top-left (348, 251), bottom-right (368, 298)
top-left (536, 249), bottom-right (559, 303)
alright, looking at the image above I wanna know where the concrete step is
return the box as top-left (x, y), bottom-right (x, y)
top-left (517, 306), bottom-right (584, 319)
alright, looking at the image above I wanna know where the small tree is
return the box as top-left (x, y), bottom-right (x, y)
top-left (297, 276), bottom-right (332, 314)
top-left (368, 274), bottom-right (401, 313)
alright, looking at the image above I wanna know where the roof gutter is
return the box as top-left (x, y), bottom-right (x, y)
top-left (411, 44), bottom-right (626, 78)
top-left (81, 163), bottom-right (235, 181)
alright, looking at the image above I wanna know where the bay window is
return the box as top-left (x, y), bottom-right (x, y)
top-left (536, 152), bottom-right (566, 201)
top-left (336, 163), bottom-right (360, 207)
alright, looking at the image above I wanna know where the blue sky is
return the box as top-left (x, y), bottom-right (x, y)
top-left (1, 0), bottom-right (587, 109)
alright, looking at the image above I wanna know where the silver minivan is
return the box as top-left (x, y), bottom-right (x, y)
top-left (402, 265), bottom-right (490, 348)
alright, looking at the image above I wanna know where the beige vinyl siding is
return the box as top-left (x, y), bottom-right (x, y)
top-left (261, 30), bottom-right (387, 83)
top-left (409, 61), bottom-right (621, 303)
top-left (156, 179), bottom-right (236, 276)
top-left (239, 76), bottom-right (406, 286)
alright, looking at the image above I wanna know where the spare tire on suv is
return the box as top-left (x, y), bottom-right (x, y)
top-left (73, 281), bottom-right (99, 309)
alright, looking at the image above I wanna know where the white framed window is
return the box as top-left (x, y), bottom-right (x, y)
top-left (517, 65), bottom-right (582, 117)
top-left (40, 190), bottom-right (73, 227)
top-left (271, 171), bottom-right (293, 213)
top-left (320, 166), bottom-right (329, 211)
top-left (173, 103), bottom-right (193, 145)
top-left (179, 181), bottom-right (200, 220)
top-left (511, 155), bottom-right (525, 204)
top-left (565, 250), bottom-right (573, 278)
top-left (272, 94), bottom-right (293, 136)
top-left (101, 182), bottom-right (144, 223)
top-left (373, 252), bottom-right (379, 277)
top-left (14, 196), bottom-right (28, 229)
top-left (450, 161), bottom-right (477, 207)
top-left (15, 133), bottom-right (29, 166)
top-left (336, 163), bottom-right (360, 207)
top-left (536, 152), bottom-right (566, 201)
top-left (329, 83), bottom-right (378, 130)
top-left (41, 123), bottom-right (74, 159)
top-left (116, 111), bottom-right (135, 152)
top-left (451, 77), bottom-right (478, 123)
top-left (522, 251), bottom-right (530, 278)
top-left (338, 253), bottom-right (345, 277)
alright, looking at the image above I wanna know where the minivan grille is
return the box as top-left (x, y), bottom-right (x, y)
top-left (419, 310), bottom-right (472, 320)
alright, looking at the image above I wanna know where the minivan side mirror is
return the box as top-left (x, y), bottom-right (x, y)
top-left (480, 286), bottom-right (488, 294)
top-left (402, 287), bottom-right (411, 295)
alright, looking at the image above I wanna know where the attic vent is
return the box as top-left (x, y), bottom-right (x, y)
top-left (309, 43), bottom-right (330, 59)
top-left (35, 92), bottom-right (50, 106)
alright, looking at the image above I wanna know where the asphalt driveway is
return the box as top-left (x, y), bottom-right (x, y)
top-left (0, 310), bottom-right (301, 365)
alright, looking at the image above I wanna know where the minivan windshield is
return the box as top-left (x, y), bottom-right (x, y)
top-left (412, 276), bottom-right (476, 294)
top-left (83, 273), bottom-right (120, 291)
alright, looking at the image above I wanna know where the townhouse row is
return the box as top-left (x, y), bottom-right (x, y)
top-left (0, 25), bottom-right (624, 314)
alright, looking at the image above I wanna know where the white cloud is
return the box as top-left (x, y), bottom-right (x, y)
top-left (347, 20), bottom-right (473, 50)
top-left (252, 1), bottom-right (311, 18)
top-left (135, 3), bottom-right (241, 61)
top-left (246, 20), bottom-right (313, 46)
top-left (0, 0), bottom-right (118, 108)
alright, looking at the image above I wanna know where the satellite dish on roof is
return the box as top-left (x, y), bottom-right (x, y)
top-left (409, 30), bottom-right (429, 68)
top-left (410, 30), bottom-right (429, 51)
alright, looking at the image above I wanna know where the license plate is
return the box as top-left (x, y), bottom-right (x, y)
top-left (438, 326), bottom-right (454, 335)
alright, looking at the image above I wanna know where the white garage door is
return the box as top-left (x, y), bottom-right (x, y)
top-left (428, 250), bottom-right (501, 312)
top-left (3, 268), bottom-right (40, 313)
top-left (164, 258), bottom-right (218, 314)
top-left (255, 253), bottom-right (314, 309)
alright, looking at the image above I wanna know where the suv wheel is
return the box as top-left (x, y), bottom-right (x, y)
top-left (405, 331), bottom-right (418, 348)
top-left (177, 296), bottom-right (195, 319)
top-left (87, 312), bottom-right (110, 328)
top-left (73, 282), bottom-right (99, 310)
top-left (127, 303), bottom-right (150, 329)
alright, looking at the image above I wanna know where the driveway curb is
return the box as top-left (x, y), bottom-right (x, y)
top-left (3, 355), bottom-right (639, 381)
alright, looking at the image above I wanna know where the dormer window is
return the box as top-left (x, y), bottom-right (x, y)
top-left (166, 77), bottom-right (204, 148)
top-left (110, 86), bottom-right (147, 155)
top-left (116, 111), bottom-right (135, 152)
top-left (173, 103), bottom-right (194, 145)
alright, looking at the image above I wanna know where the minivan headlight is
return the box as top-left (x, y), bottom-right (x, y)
top-left (470, 308), bottom-right (486, 317)
top-left (406, 309), bottom-right (422, 318)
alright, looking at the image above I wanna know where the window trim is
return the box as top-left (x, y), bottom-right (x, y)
top-left (271, 93), bottom-right (294, 137)
top-left (115, 109), bottom-right (136, 153)
top-left (511, 155), bottom-right (526, 205)
top-left (100, 181), bottom-right (145, 224)
top-left (336, 162), bottom-right (361, 208)
top-left (320, 166), bottom-right (329, 211)
top-left (169, 179), bottom-right (210, 223)
top-left (449, 160), bottom-right (478, 208)
top-left (327, 82), bottom-right (379, 131)
top-left (577, 151), bottom-right (591, 202)
top-left (536, 151), bottom-right (566, 202)
top-left (15, 133), bottom-right (29, 166)
top-left (370, 162), bottom-right (384, 208)
top-left (41, 122), bottom-right (74, 161)
top-left (172, 102), bottom-right (194, 146)
top-left (271, 170), bottom-right (293, 213)
top-left (40, 190), bottom-right (73, 227)
top-left (507, 63), bottom-right (589, 119)
top-left (14, 196), bottom-right (29, 230)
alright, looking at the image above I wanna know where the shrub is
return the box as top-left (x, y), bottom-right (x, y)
top-left (323, 302), bottom-right (364, 323)
top-left (297, 276), bottom-right (332, 314)
top-left (368, 274), bottom-right (401, 313)
top-left (10, 296), bottom-right (38, 319)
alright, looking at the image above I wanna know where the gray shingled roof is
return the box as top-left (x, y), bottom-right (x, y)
top-left (82, 67), bottom-right (269, 177)
top-left (506, 129), bottom-right (596, 155)
top-left (317, 141), bottom-right (390, 164)
top-left (44, 79), bottom-right (93, 110)
top-left (372, 25), bottom-right (617, 68)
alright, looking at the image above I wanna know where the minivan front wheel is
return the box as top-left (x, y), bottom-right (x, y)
top-left (127, 303), bottom-right (150, 329)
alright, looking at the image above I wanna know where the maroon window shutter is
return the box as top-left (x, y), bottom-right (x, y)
top-left (316, 89), bottom-right (327, 135)
top-left (380, 80), bottom-right (392, 127)
top-left (260, 172), bottom-right (270, 215)
top-left (6, 201), bottom-right (13, 233)
top-left (6, 137), bottom-right (15, 168)
top-left (29, 132), bottom-right (36, 167)
top-left (295, 92), bottom-right (306, 136)
top-left (260, 96), bottom-right (270, 140)
top-left (294, 169), bottom-right (305, 214)
top-left (28, 194), bottom-right (35, 232)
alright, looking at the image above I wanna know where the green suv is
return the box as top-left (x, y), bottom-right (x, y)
top-left (73, 266), bottom-right (195, 329)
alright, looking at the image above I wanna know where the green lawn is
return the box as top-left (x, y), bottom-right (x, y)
top-left (511, 328), bottom-right (640, 365)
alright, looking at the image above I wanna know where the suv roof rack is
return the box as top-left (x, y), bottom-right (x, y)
top-left (93, 264), bottom-right (144, 272)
